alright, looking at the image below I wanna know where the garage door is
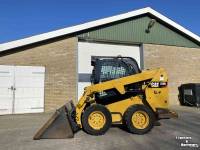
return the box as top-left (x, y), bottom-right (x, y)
top-left (0, 66), bottom-right (45, 115)
top-left (77, 40), bottom-right (141, 101)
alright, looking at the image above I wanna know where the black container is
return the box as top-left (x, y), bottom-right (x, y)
top-left (178, 83), bottom-right (200, 107)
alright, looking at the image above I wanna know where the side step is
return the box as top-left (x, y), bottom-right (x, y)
top-left (156, 108), bottom-right (178, 119)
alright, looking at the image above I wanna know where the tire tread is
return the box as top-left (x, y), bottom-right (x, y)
top-left (82, 104), bottom-right (112, 135)
top-left (125, 104), bottom-right (154, 135)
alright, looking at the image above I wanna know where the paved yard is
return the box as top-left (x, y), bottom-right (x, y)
top-left (0, 106), bottom-right (199, 150)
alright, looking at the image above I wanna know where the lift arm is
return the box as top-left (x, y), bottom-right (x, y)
top-left (76, 68), bottom-right (167, 125)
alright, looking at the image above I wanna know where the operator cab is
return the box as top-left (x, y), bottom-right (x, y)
top-left (90, 56), bottom-right (143, 103)
top-left (91, 56), bottom-right (141, 84)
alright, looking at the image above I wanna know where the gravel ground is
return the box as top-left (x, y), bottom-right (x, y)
top-left (0, 106), bottom-right (199, 150)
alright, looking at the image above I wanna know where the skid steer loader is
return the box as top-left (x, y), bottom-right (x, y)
top-left (33, 56), bottom-right (178, 139)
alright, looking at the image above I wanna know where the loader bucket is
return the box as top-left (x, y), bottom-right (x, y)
top-left (33, 101), bottom-right (78, 140)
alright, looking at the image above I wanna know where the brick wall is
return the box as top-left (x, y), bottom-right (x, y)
top-left (1, 38), bottom-right (199, 112)
top-left (145, 44), bottom-right (200, 105)
top-left (0, 36), bottom-right (77, 112)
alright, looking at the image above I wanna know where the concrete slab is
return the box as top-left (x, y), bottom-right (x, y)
top-left (0, 106), bottom-right (199, 150)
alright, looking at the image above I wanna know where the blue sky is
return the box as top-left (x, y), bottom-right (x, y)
top-left (0, 0), bottom-right (199, 44)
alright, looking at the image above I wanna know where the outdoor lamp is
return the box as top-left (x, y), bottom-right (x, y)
top-left (148, 19), bottom-right (156, 29)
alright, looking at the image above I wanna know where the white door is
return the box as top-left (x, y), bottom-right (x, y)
top-left (14, 66), bottom-right (45, 114)
top-left (77, 41), bottom-right (140, 101)
top-left (0, 65), bottom-right (45, 115)
top-left (0, 66), bottom-right (15, 115)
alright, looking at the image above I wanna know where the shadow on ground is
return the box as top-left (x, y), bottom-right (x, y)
top-left (111, 121), bottom-right (161, 133)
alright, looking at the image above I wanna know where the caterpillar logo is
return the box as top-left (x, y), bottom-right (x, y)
top-left (150, 82), bottom-right (167, 88)
top-left (151, 82), bottom-right (159, 88)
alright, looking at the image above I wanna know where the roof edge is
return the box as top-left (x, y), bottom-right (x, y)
top-left (0, 7), bottom-right (199, 52)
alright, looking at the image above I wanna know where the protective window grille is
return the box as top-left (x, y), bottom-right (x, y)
top-left (98, 60), bottom-right (131, 98)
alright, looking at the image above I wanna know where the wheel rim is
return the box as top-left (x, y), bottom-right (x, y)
top-left (88, 111), bottom-right (106, 130)
top-left (132, 111), bottom-right (150, 129)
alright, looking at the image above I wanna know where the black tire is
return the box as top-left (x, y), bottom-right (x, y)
top-left (82, 104), bottom-right (112, 135)
top-left (125, 105), bottom-right (154, 135)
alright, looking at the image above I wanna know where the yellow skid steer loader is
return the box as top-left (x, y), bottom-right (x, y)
top-left (33, 56), bottom-right (178, 139)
